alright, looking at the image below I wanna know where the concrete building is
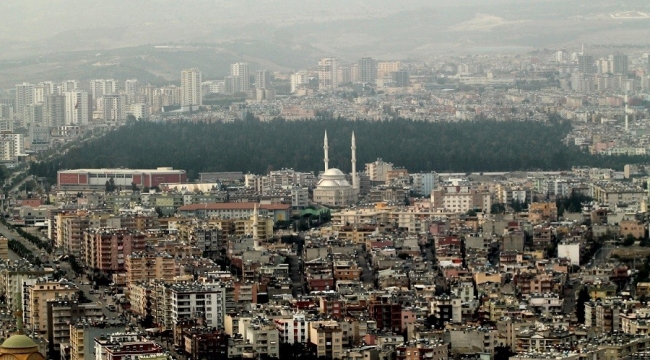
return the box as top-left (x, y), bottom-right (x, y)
top-left (308, 321), bottom-right (343, 359)
top-left (44, 95), bottom-right (65, 127)
top-left (181, 68), bottom-right (202, 107)
top-left (0, 133), bottom-right (26, 162)
top-left (125, 251), bottom-right (178, 286)
top-left (15, 83), bottom-right (34, 121)
top-left (365, 159), bottom-right (393, 182)
top-left (57, 167), bottom-right (187, 189)
top-left (274, 312), bottom-right (308, 344)
top-left (102, 94), bottom-right (127, 123)
top-left (431, 185), bottom-right (492, 214)
top-left (26, 279), bottom-right (78, 334)
top-left (89, 79), bottom-right (117, 103)
top-left (230, 63), bottom-right (250, 93)
top-left (255, 68), bottom-right (270, 90)
top-left (359, 57), bottom-right (377, 84)
top-left (46, 298), bottom-right (103, 355)
top-left (319, 58), bottom-right (339, 91)
top-left (64, 91), bottom-right (91, 125)
top-left (169, 282), bottom-right (227, 329)
top-left (83, 229), bottom-right (147, 273)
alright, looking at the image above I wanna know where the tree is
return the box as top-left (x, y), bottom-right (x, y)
top-left (491, 203), bottom-right (506, 214)
top-left (576, 286), bottom-right (591, 324)
top-left (131, 182), bottom-right (139, 192)
top-left (105, 178), bottom-right (116, 193)
top-left (623, 234), bottom-right (636, 247)
top-left (494, 346), bottom-right (516, 360)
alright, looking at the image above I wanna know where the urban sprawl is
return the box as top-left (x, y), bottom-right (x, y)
top-left (1, 48), bottom-right (650, 360)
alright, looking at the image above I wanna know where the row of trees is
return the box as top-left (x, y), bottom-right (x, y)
top-left (29, 117), bottom-right (650, 183)
top-left (0, 216), bottom-right (53, 253)
top-left (8, 239), bottom-right (42, 265)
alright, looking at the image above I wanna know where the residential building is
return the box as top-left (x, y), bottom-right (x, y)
top-left (319, 58), bottom-right (339, 91)
top-left (308, 321), bottom-right (343, 359)
top-left (26, 279), bottom-right (78, 333)
top-left (181, 68), bottom-right (202, 107)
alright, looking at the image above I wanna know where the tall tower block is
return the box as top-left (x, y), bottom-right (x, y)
top-left (625, 92), bottom-right (629, 132)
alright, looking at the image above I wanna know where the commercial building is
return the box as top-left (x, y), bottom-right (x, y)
top-left (57, 167), bottom-right (187, 189)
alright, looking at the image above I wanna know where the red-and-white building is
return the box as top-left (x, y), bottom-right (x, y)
top-left (57, 167), bottom-right (186, 188)
top-left (274, 312), bottom-right (308, 344)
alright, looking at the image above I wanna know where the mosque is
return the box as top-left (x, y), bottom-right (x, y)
top-left (312, 131), bottom-right (359, 207)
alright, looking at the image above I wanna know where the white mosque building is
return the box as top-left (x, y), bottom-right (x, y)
top-left (313, 131), bottom-right (359, 207)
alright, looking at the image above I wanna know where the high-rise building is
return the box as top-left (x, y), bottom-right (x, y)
top-left (124, 79), bottom-right (138, 104)
top-left (318, 57), bottom-right (339, 91)
top-left (181, 68), bottom-right (202, 107)
top-left (291, 70), bottom-right (309, 93)
top-left (103, 94), bottom-right (127, 123)
top-left (392, 70), bottom-right (410, 87)
top-left (359, 57), bottom-right (377, 84)
top-left (64, 90), bottom-right (91, 125)
top-left (255, 68), bottom-right (270, 90)
top-left (613, 54), bottom-right (629, 75)
top-left (377, 61), bottom-right (402, 79)
top-left (34, 82), bottom-right (55, 103)
top-left (59, 80), bottom-right (79, 94)
top-left (230, 62), bottom-right (250, 93)
top-left (44, 95), bottom-right (66, 127)
top-left (129, 103), bottom-right (149, 120)
top-left (15, 83), bottom-right (34, 121)
top-left (22, 103), bottom-right (44, 126)
top-left (89, 79), bottom-right (117, 101)
top-left (578, 55), bottom-right (596, 74)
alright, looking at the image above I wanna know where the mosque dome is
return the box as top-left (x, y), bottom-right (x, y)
top-left (317, 168), bottom-right (351, 188)
top-left (0, 333), bottom-right (44, 360)
top-left (0, 335), bottom-right (37, 350)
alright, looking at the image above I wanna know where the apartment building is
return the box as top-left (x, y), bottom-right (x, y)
top-left (83, 229), bottom-right (147, 272)
top-left (169, 282), bottom-right (227, 329)
top-left (243, 320), bottom-right (280, 358)
top-left (431, 185), bottom-right (491, 214)
top-left (46, 298), bottom-right (103, 354)
top-left (26, 279), bottom-right (78, 333)
top-left (308, 321), bottom-right (343, 359)
top-left (125, 251), bottom-right (178, 286)
top-left (365, 159), bottom-right (394, 182)
top-left (274, 312), bottom-right (308, 344)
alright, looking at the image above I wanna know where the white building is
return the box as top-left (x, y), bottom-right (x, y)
top-left (0, 132), bottom-right (26, 162)
top-left (274, 312), bottom-right (308, 344)
top-left (124, 79), bottom-right (138, 103)
top-left (89, 79), bottom-right (117, 102)
top-left (255, 68), bottom-right (270, 90)
top-left (181, 68), bottom-right (203, 107)
top-left (169, 282), bottom-right (227, 329)
top-left (411, 172), bottom-right (438, 196)
top-left (230, 62), bottom-right (250, 93)
top-left (15, 83), bottom-right (34, 120)
top-left (291, 71), bottom-right (309, 93)
top-left (318, 58), bottom-right (339, 91)
top-left (129, 103), bottom-right (149, 120)
top-left (365, 159), bottom-right (393, 182)
top-left (291, 187), bottom-right (309, 209)
top-left (557, 243), bottom-right (581, 266)
top-left (64, 90), bottom-right (90, 125)
top-left (313, 131), bottom-right (358, 206)
top-left (59, 80), bottom-right (79, 94)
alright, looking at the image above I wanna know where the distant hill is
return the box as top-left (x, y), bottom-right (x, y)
top-left (30, 117), bottom-right (650, 182)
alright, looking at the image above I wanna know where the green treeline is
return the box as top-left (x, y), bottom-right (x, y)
top-left (30, 117), bottom-right (650, 181)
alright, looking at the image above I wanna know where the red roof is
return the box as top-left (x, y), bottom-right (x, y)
top-left (178, 202), bottom-right (291, 211)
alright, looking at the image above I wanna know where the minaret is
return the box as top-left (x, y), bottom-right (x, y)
top-left (252, 203), bottom-right (259, 239)
top-left (351, 131), bottom-right (358, 191)
top-left (324, 131), bottom-right (329, 171)
top-left (624, 90), bottom-right (629, 132)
